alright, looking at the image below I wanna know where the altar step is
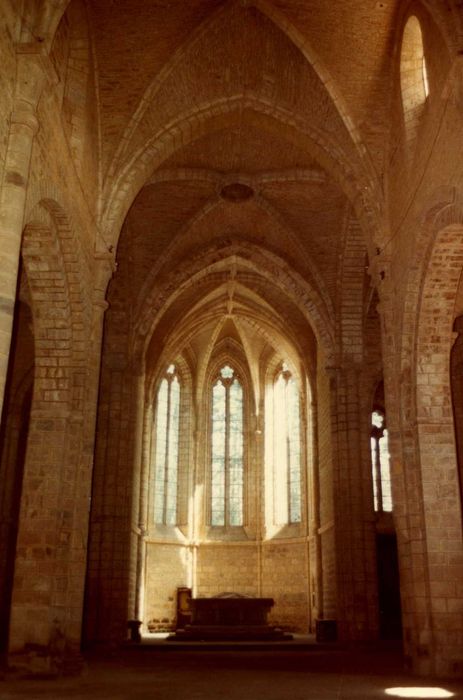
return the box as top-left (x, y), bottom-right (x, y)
top-left (171, 624), bottom-right (292, 642)
top-left (130, 633), bottom-right (344, 652)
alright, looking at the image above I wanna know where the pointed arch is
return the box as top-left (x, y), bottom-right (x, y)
top-left (133, 242), bottom-right (336, 367)
top-left (132, 182), bottom-right (335, 325)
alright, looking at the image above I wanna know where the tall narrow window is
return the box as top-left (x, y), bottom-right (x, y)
top-left (153, 364), bottom-right (180, 525)
top-left (211, 365), bottom-right (244, 526)
top-left (371, 410), bottom-right (392, 513)
top-left (400, 16), bottom-right (429, 148)
top-left (273, 363), bottom-right (301, 524)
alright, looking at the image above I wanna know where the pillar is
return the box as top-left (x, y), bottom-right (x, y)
top-left (329, 364), bottom-right (378, 641)
top-left (0, 50), bottom-right (51, 417)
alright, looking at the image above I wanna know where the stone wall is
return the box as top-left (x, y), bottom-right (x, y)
top-left (196, 544), bottom-right (259, 599)
top-left (144, 542), bottom-right (190, 632)
top-left (262, 541), bottom-right (309, 631)
top-left (143, 538), bottom-right (310, 633)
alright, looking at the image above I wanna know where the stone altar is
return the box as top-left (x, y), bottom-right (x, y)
top-left (172, 592), bottom-right (291, 640)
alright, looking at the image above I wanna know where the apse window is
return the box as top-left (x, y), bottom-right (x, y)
top-left (371, 410), bottom-right (392, 512)
top-left (273, 363), bottom-right (302, 524)
top-left (400, 15), bottom-right (429, 147)
top-left (210, 365), bottom-right (244, 527)
top-left (153, 364), bottom-right (180, 525)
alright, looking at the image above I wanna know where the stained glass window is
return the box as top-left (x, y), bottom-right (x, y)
top-left (153, 365), bottom-right (180, 524)
top-left (211, 365), bottom-right (244, 526)
top-left (273, 363), bottom-right (302, 524)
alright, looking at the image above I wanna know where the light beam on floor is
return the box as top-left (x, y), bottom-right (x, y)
top-left (385, 688), bottom-right (454, 698)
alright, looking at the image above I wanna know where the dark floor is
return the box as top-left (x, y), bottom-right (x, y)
top-left (1, 644), bottom-right (462, 700)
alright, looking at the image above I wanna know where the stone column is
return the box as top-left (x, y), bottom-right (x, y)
top-left (309, 397), bottom-right (323, 623)
top-left (134, 403), bottom-right (152, 625)
top-left (379, 289), bottom-right (434, 674)
top-left (8, 272), bottom-right (111, 657)
top-left (65, 297), bottom-right (109, 645)
top-left (329, 364), bottom-right (378, 641)
top-left (128, 370), bottom-right (146, 626)
top-left (0, 51), bottom-right (51, 417)
top-left (451, 316), bottom-right (463, 495)
top-left (8, 405), bottom-right (73, 653)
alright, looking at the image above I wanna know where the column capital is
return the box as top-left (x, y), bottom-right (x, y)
top-left (93, 299), bottom-right (109, 313)
top-left (94, 250), bottom-right (117, 272)
top-left (9, 105), bottom-right (40, 134)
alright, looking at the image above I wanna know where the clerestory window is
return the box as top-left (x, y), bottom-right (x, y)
top-left (371, 410), bottom-right (392, 513)
top-left (400, 15), bottom-right (429, 149)
top-left (153, 364), bottom-right (180, 525)
top-left (210, 364), bottom-right (244, 527)
top-left (273, 363), bottom-right (302, 524)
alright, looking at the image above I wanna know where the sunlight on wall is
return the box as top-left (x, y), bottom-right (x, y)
top-left (385, 688), bottom-right (454, 698)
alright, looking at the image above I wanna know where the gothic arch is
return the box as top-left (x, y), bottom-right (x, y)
top-left (132, 184), bottom-right (334, 324)
top-left (22, 199), bottom-right (90, 383)
top-left (415, 220), bottom-right (463, 458)
top-left (133, 242), bottom-right (336, 366)
top-left (104, 0), bottom-right (376, 196)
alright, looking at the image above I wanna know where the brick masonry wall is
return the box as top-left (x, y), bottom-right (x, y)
top-left (144, 542), bottom-right (190, 632)
top-left (261, 541), bottom-right (309, 632)
top-left (143, 539), bottom-right (310, 633)
top-left (196, 544), bottom-right (259, 599)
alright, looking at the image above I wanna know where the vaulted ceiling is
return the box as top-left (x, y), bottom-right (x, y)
top-left (93, 0), bottom-right (400, 367)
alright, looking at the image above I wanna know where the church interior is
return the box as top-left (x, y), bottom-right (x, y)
top-left (0, 0), bottom-right (463, 691)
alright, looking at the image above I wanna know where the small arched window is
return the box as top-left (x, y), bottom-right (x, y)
top-left (400, 16), bottom-right (429, 147)
top-left (153, 364), bottom-right (180, 525)
top-left (273, 363), bottom-right (302, 524)
top-left (210, 365), bottom-right (244, 527)
top-left (371, 410), bottom-right (392, 513)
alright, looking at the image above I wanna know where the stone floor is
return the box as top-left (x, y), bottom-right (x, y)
top-left (1, 646), bottom-right (462, 700)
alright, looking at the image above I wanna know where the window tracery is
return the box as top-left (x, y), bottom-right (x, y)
top-left (210, 364), bottom-right (244, 527)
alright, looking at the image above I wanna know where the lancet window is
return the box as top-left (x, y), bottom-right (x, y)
top-left (153, 364), bottom-right (181, 525)
top-left (210, 364), bottom-right (244, 527)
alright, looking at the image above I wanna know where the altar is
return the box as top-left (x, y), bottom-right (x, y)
top-left (172, 592), bottom-right (291, 640)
